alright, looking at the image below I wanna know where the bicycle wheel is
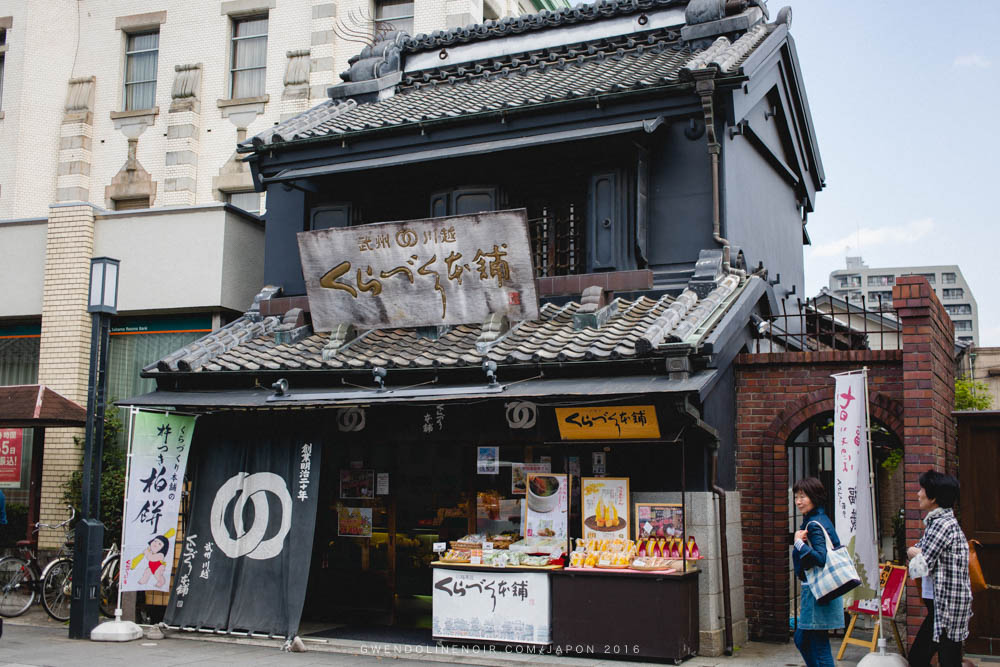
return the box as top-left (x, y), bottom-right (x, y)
top-left (100, 554), bottom-right (120, 618)
top-left (0, 556), bottom-right (37, 617)
top-left (41, 557), bottom-right (73, 622)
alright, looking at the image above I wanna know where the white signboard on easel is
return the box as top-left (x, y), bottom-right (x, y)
top-left (432, 568), bottom-right (550, 644)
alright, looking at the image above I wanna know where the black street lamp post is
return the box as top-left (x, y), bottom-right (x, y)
top-left (69, 257), bottom-right (119, 639)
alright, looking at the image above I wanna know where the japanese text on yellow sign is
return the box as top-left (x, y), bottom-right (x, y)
top-left (555, 406), bottom-right (660, 440)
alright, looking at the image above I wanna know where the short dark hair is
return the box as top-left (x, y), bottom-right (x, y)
top-left (793, 477), bottom-right (827, 508)
top-left (148, 535), bottom-right (170, 556)
top-left (919, 469), bottom-right (959, 508)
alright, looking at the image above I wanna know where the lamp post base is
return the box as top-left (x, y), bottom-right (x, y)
top-left (68, 519), bottom-right (104, 639)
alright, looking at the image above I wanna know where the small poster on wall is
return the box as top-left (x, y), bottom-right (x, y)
top-left (477, 446), bottom-right (499, 475)
top-left (511, 462), bottom-right (550, 495)
top-left (340, 469), bottom-right (375, 499)
top-left (581, 477), bottom-right (630, 541)
top-left (634, 503), bottom-right (683, 541)
top-left (338, 506), bottom-right (373, 537)
top-left (523, 473), bottom-right (569, 539)
top-left (0, 429), bottom-right (23, 488)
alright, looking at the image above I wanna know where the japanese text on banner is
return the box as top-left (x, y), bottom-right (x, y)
top-left (121, 412), bottom-right (196, 593)
top-left (832, 372), bottom-right (878, 604)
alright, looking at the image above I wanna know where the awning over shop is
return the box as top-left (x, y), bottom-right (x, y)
top-left (119, 370), bottom-right (719, 411)
top-left (0, 384), bottom-right (87, 427)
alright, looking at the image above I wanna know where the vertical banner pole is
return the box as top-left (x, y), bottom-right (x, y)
top-left (116, 406), bottom-right (139, 618)
top-left (861, 369), bottom-right (884, 643)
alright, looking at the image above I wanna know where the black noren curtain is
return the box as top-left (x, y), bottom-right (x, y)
top-left (164, 413), bottom-right (323, 639)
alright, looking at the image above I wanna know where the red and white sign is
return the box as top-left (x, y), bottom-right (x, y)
top-left (0, 429), bottom-right (23, 488)
top-left (848, 563), bottom-right (907, 619)
top-left (832, 371), bottom-right (878, 605)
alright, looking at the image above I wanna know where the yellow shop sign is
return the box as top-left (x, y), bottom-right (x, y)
top-left (555, 406), bottom-right (660, 440)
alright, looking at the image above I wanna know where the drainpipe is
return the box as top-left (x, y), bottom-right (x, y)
top-left (710, 437), bottom-right (735, 655)
top-left (693, 69), bottom-right (746, 279)
top-left (680, 397), bottom-right (735, 655)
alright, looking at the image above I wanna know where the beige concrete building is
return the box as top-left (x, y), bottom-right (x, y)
top-left (828, 256), bottom-right (980, 345)
top-left (960, 347), bottom-right (1000, 409)
top-left (0, 0), bottom-right (557, 548)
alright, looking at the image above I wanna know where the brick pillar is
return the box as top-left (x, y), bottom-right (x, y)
top-left (894, 275), bottom-right (956, 643)
top-left (36, 203), bottom-right (97, 549)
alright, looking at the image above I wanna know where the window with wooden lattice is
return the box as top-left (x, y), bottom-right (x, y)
top-left (524, 199), bottom-right (586, 278)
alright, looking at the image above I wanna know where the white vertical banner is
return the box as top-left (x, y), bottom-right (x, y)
top-left (120, 411), bottom-right (196, 592)
top-left (832, 371), bottom-right (879, 605)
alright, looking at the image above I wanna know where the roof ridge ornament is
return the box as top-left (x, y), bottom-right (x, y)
top-left (573, 286), bottom-right (618, 330)
top-left (681, 0), bottom-right (767, 48)
top-left (636, 289), bottom-right (698, 354)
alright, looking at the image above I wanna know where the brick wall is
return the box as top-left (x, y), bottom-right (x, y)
top-left (735, 350), bottom-right (904, 640)
top-left (36, 203), bottom-right (97, 549)
top-left (735, 276), bottom-right (955, 643)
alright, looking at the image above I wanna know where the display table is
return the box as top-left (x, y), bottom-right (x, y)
top-left (432, 563), bottom-right (553, 645)
top-left (550, 567), bottom-right (699, 662)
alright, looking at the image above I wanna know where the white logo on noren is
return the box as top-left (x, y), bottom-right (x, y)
top-left (210, 472), bottom-right (292, 560)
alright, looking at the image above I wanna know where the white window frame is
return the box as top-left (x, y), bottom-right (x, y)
top-left (226, 190), bottom-right (262, 215)
top-left (375, 0), bottom-right (414, 38)
top-left (229, 14), bottom-right (268, 99)
top-left (123, 30), bottom-right (159, 111)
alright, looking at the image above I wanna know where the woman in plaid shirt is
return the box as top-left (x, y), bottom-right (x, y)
top-left (907, 470), bottom-right (972, 667)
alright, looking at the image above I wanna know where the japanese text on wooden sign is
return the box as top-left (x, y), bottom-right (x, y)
top-left (297, 209), bottom-right (539, 331)
top-left (555, 406), bottom-right (660, 440)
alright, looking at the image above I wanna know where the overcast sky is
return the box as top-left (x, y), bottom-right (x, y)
top-left (775, 1), bottom-right (1000, 344)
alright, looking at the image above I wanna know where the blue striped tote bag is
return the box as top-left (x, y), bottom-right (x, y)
top-left (804, 521), bottom-right (861, 604)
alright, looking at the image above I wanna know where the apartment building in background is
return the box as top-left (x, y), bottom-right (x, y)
top-left (0, 0), bottom-right (561, 547)
top-left (828, 256), bottom-right (979, 344)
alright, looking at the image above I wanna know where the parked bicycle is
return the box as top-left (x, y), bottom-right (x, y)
top-left (99, 542), bottom-right (120, 618)
top-left (0, 506), bottom-right (76, 620)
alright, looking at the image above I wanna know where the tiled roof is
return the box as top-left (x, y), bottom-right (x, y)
top-left (245, 24), bottom-right (773, 149)
top-left (148, 277), bottom-right (747, 375)
top-left (401, 0), bottom-right (686, 53)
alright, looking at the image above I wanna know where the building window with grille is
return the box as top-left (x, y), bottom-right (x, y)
top-left (231, 15), bottom-right (268, 99)
top-left (942, 272), bottom-right (957, 284)
top-left (868, 291), bottom-right (892, 307)
top-left (943, 288), bottom-right (963, 299)
top-left (944, 304), bottom-right (972, 316)
top-left (867, 274), bottom-right (894, 287)
top-left (954, 320), bottom-right (973, 331)
top-left (123, 31), bottom-right (158, 111)
top-left (375, 0), bottom-right (414, 38)
top-left (113, 197), bottom-right (150, 211)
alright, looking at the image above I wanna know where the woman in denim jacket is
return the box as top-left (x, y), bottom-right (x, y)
top-left (792, 477), bottom-right (845, 667)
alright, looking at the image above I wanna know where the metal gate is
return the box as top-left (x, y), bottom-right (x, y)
top-left (786, 413), bottom-right (898, 629)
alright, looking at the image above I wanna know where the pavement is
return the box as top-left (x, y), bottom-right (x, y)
top-left (0, 607), bottom-right (989, 667)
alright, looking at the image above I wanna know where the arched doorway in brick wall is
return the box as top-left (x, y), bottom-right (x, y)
top-left (784, 406), bottom-right (903, 626)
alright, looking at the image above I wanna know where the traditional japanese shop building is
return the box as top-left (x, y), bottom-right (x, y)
top-left (121, 0), bottom-right (839, 656)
